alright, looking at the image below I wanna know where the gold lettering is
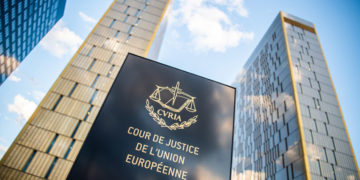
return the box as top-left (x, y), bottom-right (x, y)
top-left (168, 112), bottom-right (174, 119)
top-left (194, 147), bottom-right (199, 155)
top-left (149, 147), bottom-right (154, 156)
top-left (156, 109), bottom-right (182, 122)
top-left (127, 126), bottom-right (151, 140)
top-left (138, 157), bottom-right (145, 167)
top-left (144, 131), bottom-right (151, 140)
top-left (182, 171), bottom-right (188, 180)
top-left (157, 109), bottom-right (163, 115)
top-left (127, 126), bottom-right (134, 135)
top-left (131, 155), bottom-right (138, 165)
top-left (176, 114), bottom-right (182, 121)
top-left (125, 154), bottom-right (132, 163)
top-left (156, 148), bottom-right (186, 165)
top-left (169, 166), bottom-right (175, 176)
top-left (165, 138), bottom-right (199, 156)
top-left (125, 154), bottom-right (188, 180)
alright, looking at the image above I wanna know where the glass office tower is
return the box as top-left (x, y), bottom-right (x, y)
top-left (0, 0), bottom-right (169, 179)
top-left (0, 0), bottom-right (66, 85)
top-left (232, 12), bottom-right (359, 180)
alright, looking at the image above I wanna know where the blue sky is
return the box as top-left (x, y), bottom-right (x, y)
top-left (0, 0), bottom-right (359, 167)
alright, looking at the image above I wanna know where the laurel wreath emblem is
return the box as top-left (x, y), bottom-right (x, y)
top-left (145, 99), bottom-right (197, 130)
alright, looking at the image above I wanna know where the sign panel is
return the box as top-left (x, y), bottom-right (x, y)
top-left (68, 54), bottom-right (236, 180)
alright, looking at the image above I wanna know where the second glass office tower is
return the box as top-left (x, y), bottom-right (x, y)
top-left (232, 12), bottom-right (359, 180)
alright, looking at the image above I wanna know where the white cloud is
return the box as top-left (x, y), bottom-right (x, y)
top-left (79, 11), bottom-right (97, 24)
top-left (8, 94), bottom-right (37, 124)
top-left (0, 137), bottom-right (9, 159)
top-left (0, 144), bottom-right (8, 153)
top-left (214, 0), bottom-right (248, 17)
top-left (171, 0), bottom-right (253, 52)
top-left (8, 74), bottom-right (21, 82)
top-left (40, 20), bottom-right (83, 58)
top-left (0, 144), bottom-right (8, 157)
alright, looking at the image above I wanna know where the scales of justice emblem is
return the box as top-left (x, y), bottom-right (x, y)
top-left (145, 81), bottom-right (198, 130)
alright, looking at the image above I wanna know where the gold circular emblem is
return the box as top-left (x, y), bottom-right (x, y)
top-left (145, 82), bottom-right (198, 130)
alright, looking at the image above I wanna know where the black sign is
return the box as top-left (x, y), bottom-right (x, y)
top-left (68, 54), bottom-right (236, 180)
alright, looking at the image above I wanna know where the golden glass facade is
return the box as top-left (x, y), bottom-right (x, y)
top-left (232, 12), bottom-right (359, 180)
top-left (0, 0), bottom-right (169, 179)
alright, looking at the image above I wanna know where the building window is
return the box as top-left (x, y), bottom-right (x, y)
top-left (108, 52), bottom-right (115, 63)
top-left (272, 32), bottom-right (276, 41)
top-left (18, 14), bottom-right (22, 25)
top-left (46, 134), bottom-right (59, 153)
top-left (68, 82), bottom-right (78, 97)
top-left (52, 95), bottom-right (63, 111)
top-left (114, 30), bottom-right (120, 38)
top-left (71, 121), bottom-right (81, 138)
top-left (331, 164), bottom-right (336, 179)
top-left (109, 19), bottom-right (116, 28)
top-left (324, 123), bottom-right (328, 135)
top-left (11, 21), bottom-right (16, 31)
top-left (123, 14), bottom-right (129, 22)
top-left (84, 105), bottom-right (94, 121)
top-left (135, 9), bottom-right (141, 17)
top-left (135, 18), bottom-right (140, 25)
top-left (126, 34), bottom-right (132, 43)
top-left (91, 74), bottom-right (100, 88)
top-left (5, 26), bottom-right (9, 37)
top-left (22, 150), bottom-right (36, 172)
top-left (4, 0), bottom-right (9, 12)
top-left (18, 2), bottom-right (23, 13)
top-left (89, 89), bottom-right (98, 104)
top-left (64, 140), bottom-right (75, 159)
top-left (44, 157), bottom-right (58, 179)
top-left (88, 59), bottom-right (96, 70)
top-left (107, 65), bottom-right (115, 77)
top-left (102, 38), bottom-right (109, 48)
top-left (11, 7), bottom-right (16, 19)
top-left (124, 6), bottom-right (130, 14)
top-left (87, 45), bottom-right (95, 56)
top-left (128, 25), bottom-right (134, 34)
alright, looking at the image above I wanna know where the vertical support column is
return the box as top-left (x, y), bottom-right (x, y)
top-left (279, 11), bottom-right (311, 180)
top-left (313, 27), bottom-right (360, 178)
